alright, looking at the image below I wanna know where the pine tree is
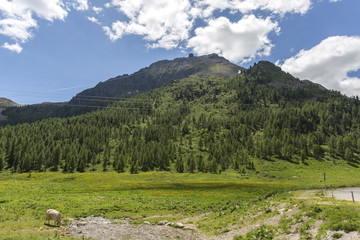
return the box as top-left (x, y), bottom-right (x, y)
top-left (188, 156), bottom-right (196, 173)
top-left (0, 156), bottom-right (4, 172)
top-left (345, 148), bottom-right (353, 162)
top-left (77, 157), bottom-right (86, 172)
top-left (118, 154), bottom-right (126, 173)
top-left (175, 156), bottom-right (184, 173)
top-left (197, 155), bottom-right (205, 173)
top-left (103, 150), bottom-right (110, 172)
top-left (6, 141), bottom-right (16, 170)
top-left (51, 145), bottom-right (62, 171)
top-left (68, 155), bottom-right (76, 173)
top-left (20, 154), bottom-right (31, 173)
top-left (130, 160), bottom-right (139, 174)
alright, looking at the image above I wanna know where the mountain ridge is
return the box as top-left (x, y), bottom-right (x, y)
top-left (69, 53), bottom-right (244, 106)
top-left (0, 97), bottom-right (20, 108)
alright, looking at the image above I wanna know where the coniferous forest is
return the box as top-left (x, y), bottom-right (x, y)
top-left (1, 61), bottom-right (360, 174)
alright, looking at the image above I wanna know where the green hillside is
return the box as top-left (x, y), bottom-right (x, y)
top-left (0, 60), bottom-right (359, 174)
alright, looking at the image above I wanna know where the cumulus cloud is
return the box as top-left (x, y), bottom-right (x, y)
top-left (92, 6), bottom-right (103, 14)
top-left (102, 0), bottom-right (311, 62)
top-left (103, 0), bottom-right (193, 50)
top-left (2, 42), bottom-right (22, 53)
top-left (194, 0), bottom-right (312, 17)
top-left (72, 0), bottom-right (89, 11)
top-left (0, 0), bottom-right (95, 52)
top-left (280, 36), bottom-right (360, 96)
top-left (187, 15), bottom-right (279, 63)
top-left (87, 17), bottom-right (100, 24)
top-left (0, 0), bottom-right (68, 52)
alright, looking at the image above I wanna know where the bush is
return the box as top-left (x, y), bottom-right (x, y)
top-left (234, 225), bottom-right (275, 240)
top-left (332, 233), bottom-right (343, 239)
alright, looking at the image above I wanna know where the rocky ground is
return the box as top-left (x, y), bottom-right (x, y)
top-left (65, 189), bottom-right (360, 240)
top-left (66, 216), bottom-right (206, 240)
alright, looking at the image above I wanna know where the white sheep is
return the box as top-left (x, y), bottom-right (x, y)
top-left (44, 209), bottom-right (62, 227)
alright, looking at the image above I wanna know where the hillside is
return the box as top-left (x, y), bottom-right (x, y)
top-left (0, 58), bottom-right (358, 174)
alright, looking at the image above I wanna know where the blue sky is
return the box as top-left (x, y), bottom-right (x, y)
top-left (1, 0), bottom-right (360, 104)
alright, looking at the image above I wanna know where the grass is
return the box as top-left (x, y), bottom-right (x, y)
top-left (0, 159), bottom-right (359, 239)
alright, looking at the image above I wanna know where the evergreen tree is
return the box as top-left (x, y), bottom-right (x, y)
top-left (345, 148), bottom-right (353, 162)
top-left (188, 156), bottom-right (196, 173)
top-left (175, 156), bottom-right (184, 173)
top-left (130, 160), bottom-right (139, 174)
top-left (6, 141), bottom-right (16, 170)
top-left (51, 145), bottom-right (61, 171)
top-left (68, 155), bottom-right (76, 173)
top-left (197, 155), bottom-right (205, 173)
top-left (20, 154), bottom-right (31, 173)
top-left (0, 155), bottom-right (4, 172)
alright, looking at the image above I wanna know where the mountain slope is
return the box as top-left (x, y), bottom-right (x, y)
top-left (0, 98), bottom-right (19, 108)
top-left (1, 58), bottom-right (359, 175)
top-left (69, 54), bottom-right (244, 106)
top-left (0, 98), bottom-right (20, 121)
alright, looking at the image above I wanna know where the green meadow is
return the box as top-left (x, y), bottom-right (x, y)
top-left (1, 158), bottom-right (360, 239)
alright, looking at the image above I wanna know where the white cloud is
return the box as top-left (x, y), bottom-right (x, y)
top-left (92, 6), bottom-right (103, 14)
top-left (329, 0), bottom-right (341, 2)
top-left (87, 16), bottom-right (100, 24)
top-left (0, 0), bottom-right (68, 46)
top-left (101, 0), bottom-right (312, 61)
top-left (187, 15), bottom-right (279, 63)
top-left (103, 0), bottom-right (193, 50)
top-left (2, 42), bottom-right (22, 53)
top-left (0, 11), bottom-right (37, 42)
top-left (194, 0), bottom-right (312, 17)
top-left (280, 36), bottom-right (360, 96)
top-left (72, 0), bottom-right (89, 11)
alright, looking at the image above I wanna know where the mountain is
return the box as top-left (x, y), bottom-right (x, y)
top-left (1, 54), bottom-right (359, 175)
top-left (0, 98), bottom-right (20, 108)
top-left (69, 54), bottom-right (244, 106)
top-left (2, 55), bottom-right (331, 125)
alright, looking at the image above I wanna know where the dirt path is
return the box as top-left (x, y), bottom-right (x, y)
top-left (327, 187), bottom-right (360, 202)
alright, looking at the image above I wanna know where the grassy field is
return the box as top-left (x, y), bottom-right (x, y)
top-left (0, 159), bottom-right (360, 239)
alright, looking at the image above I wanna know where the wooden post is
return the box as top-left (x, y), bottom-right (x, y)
top-left (324, 172), bottom-right (326, 196)
top-left (351, 191), bottom-right (355, 202)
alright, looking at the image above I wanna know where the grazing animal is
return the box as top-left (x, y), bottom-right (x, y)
top-left (44, 209), bottom-right (62, 227)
